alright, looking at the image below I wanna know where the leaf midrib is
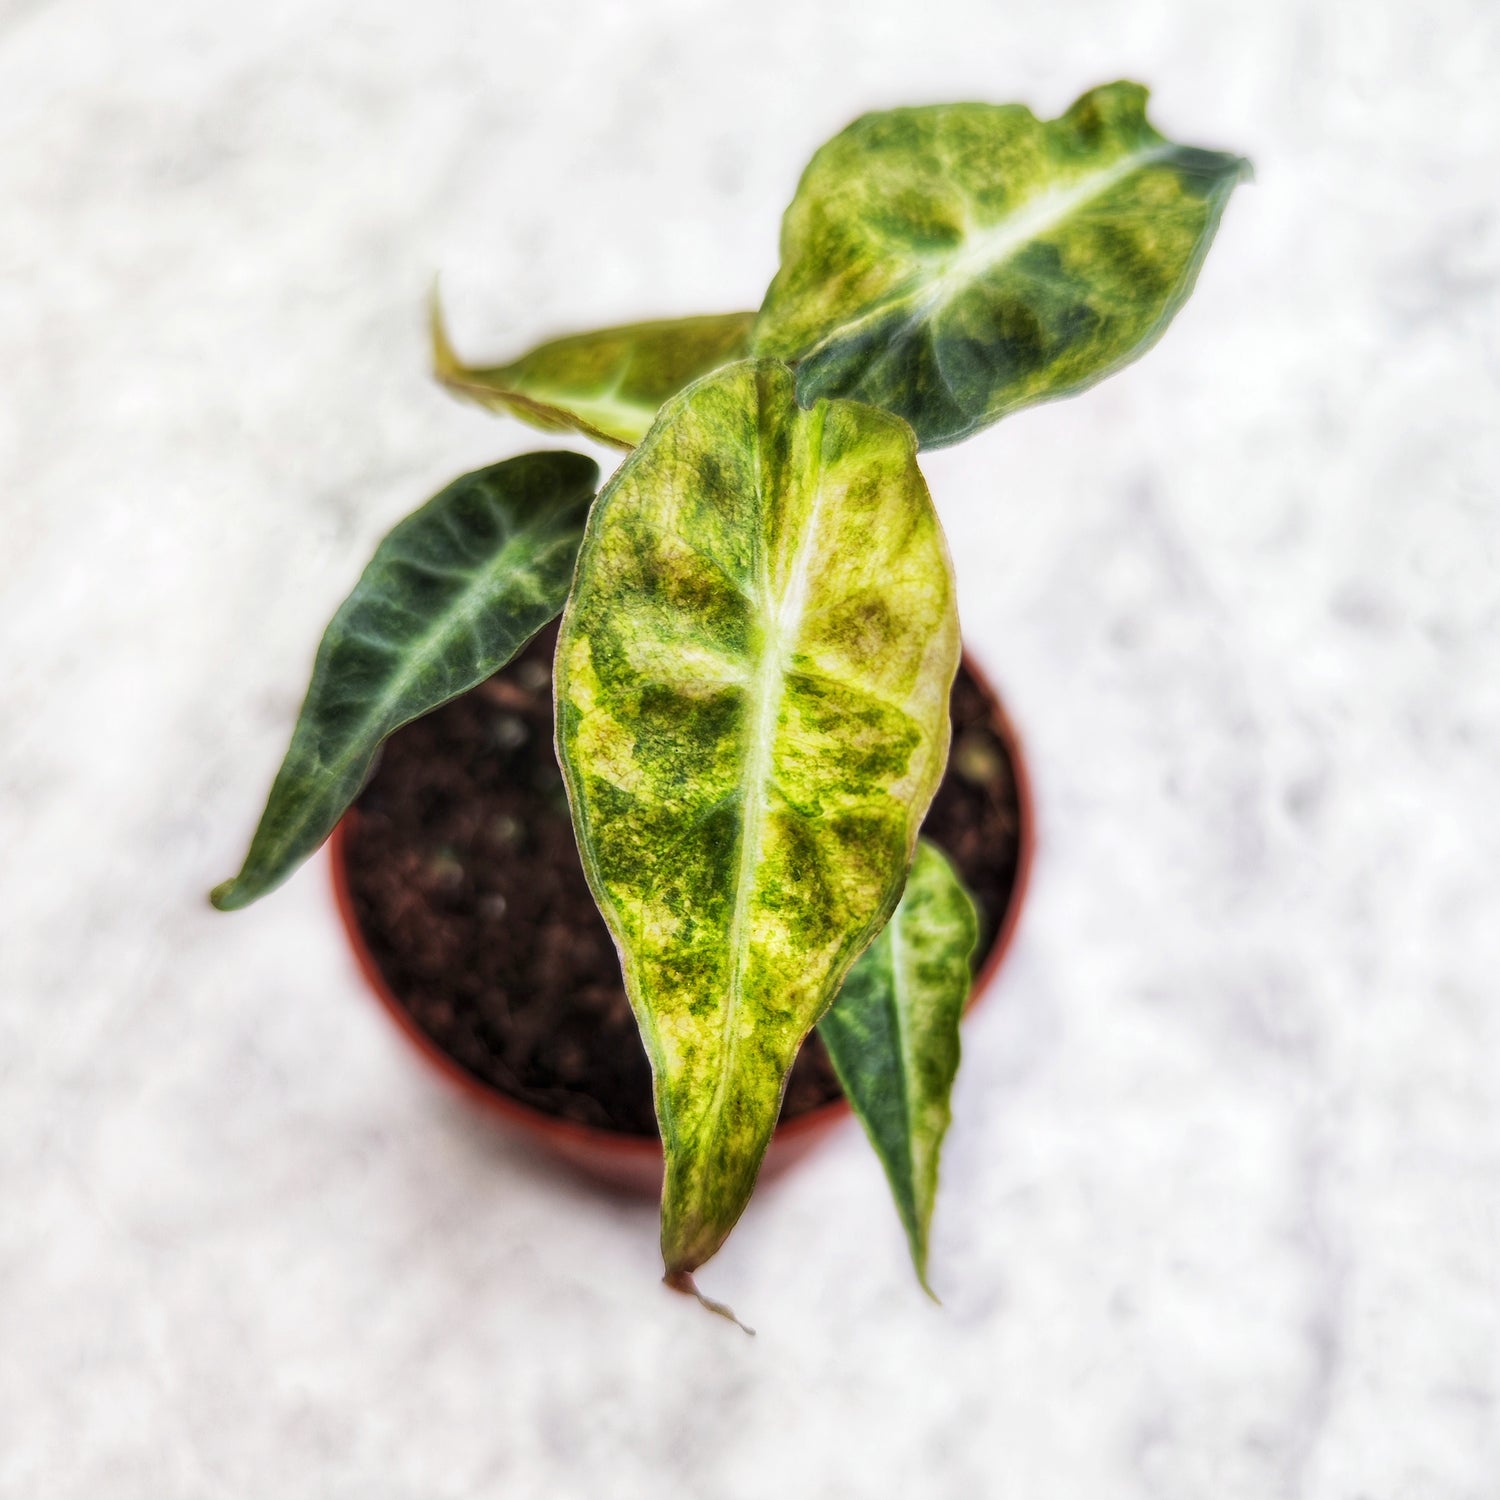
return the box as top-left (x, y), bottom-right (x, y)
top-left (514, 370), bottom-right (650, 440)
top-left (272, 522), bottom-right (544, 861)
top-left (795, 142), bottom-right (1173, 362)
top-left (710, 401), bottom-right (831, 1138)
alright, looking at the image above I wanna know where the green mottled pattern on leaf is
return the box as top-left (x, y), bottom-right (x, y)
top-left (212, 451), bottom-right (598, 911)
top-left (752, 81), bottom-right (1250, 448)
top-left (432, 293), bottom-right (756, 448)
top-left (555, 359), bottom-right (959, 1279)
top-left (818, 839), bottom-right (978, 1293)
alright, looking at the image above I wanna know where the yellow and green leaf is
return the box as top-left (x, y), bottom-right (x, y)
top-left (752, 81), bottom-right (1250, 448)
top-left (431, 292), bottom-right (755, 448)
top-left (818, 839), bottom-right (978, 1294)
top-left (212, 451), bottom-right (598, 911)
top-left (554, 359), bottom-right (959, 1289)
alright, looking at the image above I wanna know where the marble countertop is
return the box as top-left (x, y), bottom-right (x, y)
top-left (4, 1), bottom-right (1497, 1495)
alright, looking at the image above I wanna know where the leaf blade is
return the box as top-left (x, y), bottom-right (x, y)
top-left (554, 359), bottom-right (959, 1277)
top-left (212, 451), bottom-right (598, 911)
top-left (432, 293), bottom-right (756, 448)
top-left (817, 839), bottom-right (979, 1292)
top-left (752, 81), bottom-right (1250, 447)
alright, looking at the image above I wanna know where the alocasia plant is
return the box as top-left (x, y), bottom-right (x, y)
top-left (215, 82), bottom-right (1247, 1318)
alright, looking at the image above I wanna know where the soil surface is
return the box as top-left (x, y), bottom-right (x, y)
top-left (344, 622), bottom-right (1024, 1136)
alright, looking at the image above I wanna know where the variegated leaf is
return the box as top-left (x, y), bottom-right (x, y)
top-left (212, 452), bottom-right (598, 911)
top-left (818, 839), bottom-right (978, 1294)
top-left (554, 359), bottom-right (959, 1288)
top-left (431, 292), bottom-right (755, 448)
top-left (752, 81), bottom-right (1250, 448)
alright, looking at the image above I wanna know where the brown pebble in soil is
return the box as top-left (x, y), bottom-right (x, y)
top-left (344, 621), bottom-right (1023, 1137)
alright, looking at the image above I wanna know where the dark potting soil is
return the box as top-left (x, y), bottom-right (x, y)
top-left (344, 621), bottom-right (1024, 1137)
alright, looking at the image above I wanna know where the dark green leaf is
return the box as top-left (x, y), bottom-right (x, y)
top-left (212, 451), bottom-right (598, 911)
top-left (818, 839), bottom-right (978, 1293)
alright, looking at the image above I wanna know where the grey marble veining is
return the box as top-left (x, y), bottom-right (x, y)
top-left (3, 2), bottom-right (1498, 1496)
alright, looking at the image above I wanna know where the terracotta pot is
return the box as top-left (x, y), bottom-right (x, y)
top-left (329, 649), bottom-right (1035, 1197)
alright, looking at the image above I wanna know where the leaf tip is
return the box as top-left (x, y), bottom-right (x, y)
top-left (1066, 78), bottom-right (1152, 132)
top-left (428, 279), bottom-right (463, 385)
top-left (904, 1227), bottom-right (942, 1302)
top-left (663, 1269), bottom-right (755, 1335)
top-left (208, 878), bottom-right (246, 912)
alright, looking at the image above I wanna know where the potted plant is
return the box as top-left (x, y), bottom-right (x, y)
top-left (214, 81), bottom-right (1248, 1323)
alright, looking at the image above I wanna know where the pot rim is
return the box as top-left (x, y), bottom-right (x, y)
top-left (328, 646), bottom-right (1036, 1162)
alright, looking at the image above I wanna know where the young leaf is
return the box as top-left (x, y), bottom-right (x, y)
top-left (212, 451), bottom-right (598, 911)
top-left (817, 839), bottom-right (978, 1294)
top-left (752, 81), bottom-right (1250, 448)
top-left (431, 292), bottom-right (755, 448)
top-left (554, 359), bottom-right (959, 1284)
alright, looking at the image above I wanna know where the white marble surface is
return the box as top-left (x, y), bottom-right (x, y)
top-left (4, 1), bottom-right (1498, 1495)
